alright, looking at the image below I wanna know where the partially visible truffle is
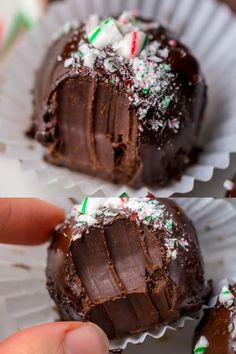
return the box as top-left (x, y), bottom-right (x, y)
top-left (193, 284), bottom-right (236, 354)
top-left (47, 197), bottom-right (208, 340)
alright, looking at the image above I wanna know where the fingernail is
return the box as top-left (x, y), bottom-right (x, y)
top-left (64, 323), bottom-right (109, 354)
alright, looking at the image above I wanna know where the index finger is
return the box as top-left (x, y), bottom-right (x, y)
top-left (0, 198), bottom-right (65, 245)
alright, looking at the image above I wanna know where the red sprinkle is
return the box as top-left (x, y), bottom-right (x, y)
top-left (125, 79), bottom-right (133, 87)
top-left (130, 211), bottom-right (137, 221)
top-left (147, 192), bottom-right (157, 199)
top-left (131, 31), bottom-right (138, 57)
top-left (169, 39), bottom-right (177, 47)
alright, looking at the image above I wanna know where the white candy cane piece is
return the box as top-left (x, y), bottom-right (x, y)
top-left (103, 17), bottom-right (123, 43)
top-left (194, 336), bottom-right (209, 353)
top-left (105, 198), bottom-right (123, 209)
top-left (83, 52), bottom-right (95, 69)
top-left (88, 17), bottom-right (122, 49)
top-left (79, 197), bottom-right (105, 214)
top-left (88, 27), bottom-right (110, 49)
top-left (114, 31), bottom-right (147, 59)
top-left (219, 286), bottom-right (235, 308)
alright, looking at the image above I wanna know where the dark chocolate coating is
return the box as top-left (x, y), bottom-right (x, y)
top-left (33, 16), bottom-right (207, 188)
top-left (193, 285), bottom-right (236, 354)
top-left (46, 199), bottom-right (208, 339)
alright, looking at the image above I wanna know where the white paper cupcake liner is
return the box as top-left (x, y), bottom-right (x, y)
top-left (1, 0), bottom-right (236, 196)
top-left (0, 198), bottom-right (236, 353)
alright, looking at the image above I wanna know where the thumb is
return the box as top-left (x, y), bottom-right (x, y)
top-left (0, 321), bottom-right (109, 354)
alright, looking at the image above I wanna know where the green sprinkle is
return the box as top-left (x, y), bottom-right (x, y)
top-left (145, 215), bottom-right (152, 222)
top-left (166, 219), bottom-right (173, 230)
top-left (111, 79), bottom-right (116, 85)
top-left (119, 192), bottom-right (129, 200)
top-left (160, 63), bottom-right (171, 72)
top-left (142, 88), bottom-right (150, 94)
top-left (3, 12), bottom-right (34, 53)
top-left (104, 16), bottom-right (113, 25)
top-left (130, 18), bottom-right (139, 25)
top-left (194, 348), bottom-right (207, 354)
top-left (78, 49), bottom-right (84, 57)
top-left (148, 199), bottom-right (157, 204)
top-left (142, 35), bottom-right (149, 51)
top-left (162, 96), bottom-right (172, 109)
top-left (81, 197), bottom-right (89, 214)
top-left (89, 26), bottom-right (101, 43)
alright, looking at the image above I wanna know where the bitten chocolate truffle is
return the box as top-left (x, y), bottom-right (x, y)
top-left (47, 197), bottom-right (208, 339)
top-left (193, 285), bottom-right (236, 354)
top-left (33, 11), bottom-right (207, 188)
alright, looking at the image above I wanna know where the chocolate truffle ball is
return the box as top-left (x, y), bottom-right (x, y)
top-left (47, 197), bottom-right (208, 339)
top-left (33, 11), bottom-right (207, 188)
top-left (193, 284), bottom-right (236, 354)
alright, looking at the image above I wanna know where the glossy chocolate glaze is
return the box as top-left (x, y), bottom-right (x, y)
top-left (46, 198), bottom-right (209, 339)
top-left (33, 15), bottom-right (207, 188)
top-left (193, 285), bottom-right (236, 354)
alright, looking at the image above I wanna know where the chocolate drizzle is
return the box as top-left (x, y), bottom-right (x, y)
top-left (33, 13), bottom-right (207, 188)
top-left (46, 198), bottom-right (209, 340)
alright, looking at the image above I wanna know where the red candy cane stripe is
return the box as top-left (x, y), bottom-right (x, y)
top-left (0, 21), bottom-right (4, 47)
top-left (131, 31), bottom-right (138, 57)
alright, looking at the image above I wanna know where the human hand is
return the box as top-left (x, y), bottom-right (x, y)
top-left (0, 198), bottom-right (109, 354)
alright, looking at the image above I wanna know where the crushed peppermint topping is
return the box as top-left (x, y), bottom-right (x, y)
top-left (219, 286), bottom-right (235, 308)
top-left (59, 11), bottom-right (180, 133)
top-left (194, 336), bottom-right (209, 354)
top-left (70, 197), bottom-right (189, 261)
